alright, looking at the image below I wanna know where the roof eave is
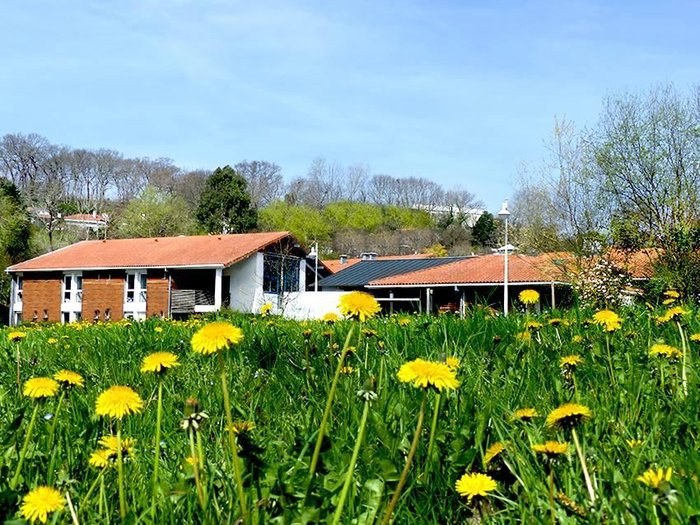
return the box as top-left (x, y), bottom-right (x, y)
top-left (7, 263), bottom-right (226, 273)
top-left (367, 280), bottom-right (572, 288)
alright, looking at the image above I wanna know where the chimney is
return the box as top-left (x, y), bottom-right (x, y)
top-left (339, 254), bottom-right (348, 265)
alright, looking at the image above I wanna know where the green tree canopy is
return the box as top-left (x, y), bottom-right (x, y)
top-left (0, 179), bottom-right (32, 311)
top-left (471, 212), bottom-right (497, 248)
top-left (196, 166), bottom-right (258, 234)
top-left (114, 187), bottom-right (200, 238)
top-left (259, 201), bottom-right (332, 246)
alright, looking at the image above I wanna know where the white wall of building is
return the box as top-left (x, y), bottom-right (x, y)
top-left (278, 291), bottom-right (346, 320)
top-left (227, 253), bottom-right (264, 312)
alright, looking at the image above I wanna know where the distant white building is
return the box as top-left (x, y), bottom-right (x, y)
top-left (411, 205), bottom-right (485, 227)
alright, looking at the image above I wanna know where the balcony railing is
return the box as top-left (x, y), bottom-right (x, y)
top-left (170, 289), bottom-right (215, 314)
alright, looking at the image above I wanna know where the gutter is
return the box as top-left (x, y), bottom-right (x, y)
top-left (366, 281), bottom-right (572, 289)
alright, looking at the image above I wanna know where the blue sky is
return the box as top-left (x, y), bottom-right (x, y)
top-left (1, 1), bottom-right (698, 211)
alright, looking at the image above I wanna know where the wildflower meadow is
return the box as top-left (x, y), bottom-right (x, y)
top-left (1, 291), bottom-right (699, 524)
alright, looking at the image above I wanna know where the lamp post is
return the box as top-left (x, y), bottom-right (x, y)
top-left (498, 200), bottom-right (511, 315)
top-left (308, 242), bottom-right (319, 292)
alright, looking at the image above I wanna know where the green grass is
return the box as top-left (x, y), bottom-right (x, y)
top-left (1, 304), bottom-right (699, 524)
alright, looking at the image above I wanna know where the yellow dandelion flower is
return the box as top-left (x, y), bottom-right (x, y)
top-left (526, 321), bottom-right (543, 331)
top-left (546, 403), bottom-right (592, 429)
top-left (19, 486), bottom-right (65, 524)
top-left (637, 467), bottom-right (672, 489)
top-left (98, 435), bottom-right (136, 457)
top-left (322, 312), bottom-right (339, 323)
top-left (53, 370), bottom-right (84, 388)
top-left (95, 386), bottom-right (143, 419)
top-left (191, 322), bottom-right (244, 355)
top-left (548, 318), bottom-right (563, 326)
top-left (154, 326), bottom-right (163, 333)
top-left (340, 366), bottom-right (355, 374)
top-left (23, 377), bottom-right (59, 399)
top-left (185, 455), bottom-right (196, 466)
top-left (230, 421), bottom-right (256, 434)
top-left (655, 306), bottom-right (688, 324)
top-left (572, 335), bottom-right (583, 344)
top-left (89, 449), bottom-right (111, 468)
top-left (649, 344), bottom-right (682, 359)
top-left (690, 333), bottom-right (700, 342)
top-left (519, 289), bottom-right (540, 305)
top-left (141, 351), bottom-right (181, 373)
top-left (445, 356), bottom-right (460, 370)
top-left (397, 358), bottom-right (459, 391)
top-left (560, 355), bottom-right (583, 368)
top-left (455, 472), bottom-right (497, 502)
top-left (484, 442), bottom-right (506, 466)
top-left (664, 290), bottom-right (680, 299)
top-left (8, 331), bottom-right (27, 342)
top-left (532, 441), bottom-right (569, 456)
top-left (260, 302), bottom-right (273, 316)
top-left (512, 408), bottom-right (538, 421)
top-left (592, 309), bottom-right (622, 331)
top-left (397, 317), bottom-right (411, 326)
top-left (626, 439), bottom-right (644, 448)
top-left (338, 291), bottom-right (381, 321)
top-left (662, 298), bottom-right (675, 305)
top-left (515, 331), bottom-right (532, 342)
top-left (47, 338), bottom-right (58, 345)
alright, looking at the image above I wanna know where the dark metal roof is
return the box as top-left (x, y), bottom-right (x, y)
top-left (318, 257), bottom-right (469, 288)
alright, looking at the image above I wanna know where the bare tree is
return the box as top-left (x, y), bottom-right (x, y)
top-left (343, 163), bottom-right (370, 202)
top-left (234, 160), bottom-right (284, 208)
top-left (173, 169), bottom-right (211, 209)
top-left (368, 174), bottom-right (400, 205)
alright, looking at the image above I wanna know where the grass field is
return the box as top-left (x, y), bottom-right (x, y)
top-left (1, 298), bottom-right (699, 524)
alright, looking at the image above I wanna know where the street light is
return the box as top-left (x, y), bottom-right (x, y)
top-left (498, 200), bottom-right (511, 315)
top-left (308, 242), bottom-right (319, 292)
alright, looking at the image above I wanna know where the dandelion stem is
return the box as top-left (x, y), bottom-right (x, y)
top-left (309, 328), bottom-right (355, 478)
top-left (66, 490), bottom-right (80, 525)
top-left (47, 390), bottom-right (65, 451)
top-left (676, 320), bottom-right (688, 396)
top-left (189, 426), bottom-right (207, 511)
top-left (571, 427), bottom-right (595, 504)
top-left (82, 470), bottom-right (104, 509)
top-left (151, 378), bottom-right (164, 518)
top-left (116, 421), bottom-right (127, 520)
top-left (15, 343), bottom-right (21, 397)
top-left (605, 334), bottom-right (616, 387)
top-left (547, 469), bottom-right (556, 525)
top-left (332, 398), bottom-right (371, 525)
top-left (424, 393), bottom-right (442, 476)
top-left (217, 350), bottom-right (248, 523)
top-left (380, 392), bottom-right (428, 525)
top-left (10, 403), bottom-right (39, 490)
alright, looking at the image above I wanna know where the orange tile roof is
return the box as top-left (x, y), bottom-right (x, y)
top-left (323, 253), bottom-right (433, 273)
top-left (64, 213), bottom-right (108, 223)
top-left (8, 232), bottom-right (293, 272)
top-left (368, 253), bottom-right (574, 287)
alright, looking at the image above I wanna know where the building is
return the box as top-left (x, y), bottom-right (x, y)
top-left (6, 231), bottom-right (322, 325)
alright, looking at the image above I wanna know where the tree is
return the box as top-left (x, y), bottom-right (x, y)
top-left (196, 166), bottom-right (258, 234)
top-left (509, 177), bottom-right (564, 254)
top-left (0, 180), bottom-right (32, 313)
top-left (259, 201), bottom-right (332, 246)
top-left (234, 160), bottom-right (284, 208)
top-left (471, 212), bottom-right (497, 248)
top-left (114, 187), bottom-right (200, 238)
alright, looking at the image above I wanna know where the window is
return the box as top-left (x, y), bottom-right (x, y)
top-left (14, 276), bottom-right (23, 304)
top-left (63, 274), bottom-right (83, 303)
top-left (263, 254), bottom-right (300, 294)
top-left (125, 272), bottom-right (147, 303)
